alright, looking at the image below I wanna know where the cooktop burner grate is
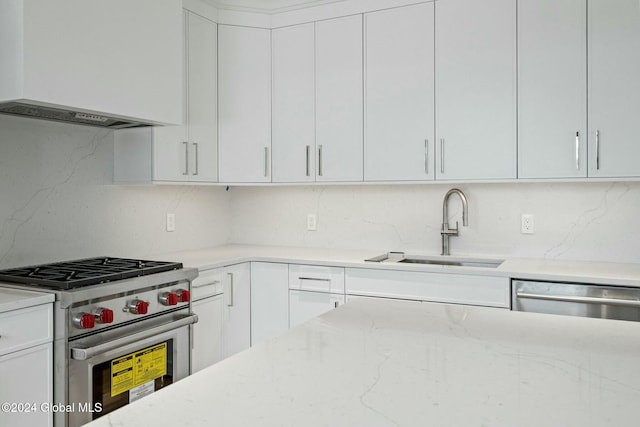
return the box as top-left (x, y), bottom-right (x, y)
top-left (0, 257), bottom-right (183, 290)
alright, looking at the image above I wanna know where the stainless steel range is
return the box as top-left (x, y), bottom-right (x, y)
top-left (0, 257), bottom-right (198, 427)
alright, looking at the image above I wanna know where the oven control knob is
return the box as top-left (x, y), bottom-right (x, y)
top-left (159, 292), bottom-right (178, 306)
top-left (127, 300), bottom-right (149, 315)
top-left (73, 312), bottom-right (95, 329)
top-left (177, 289), bottom-right (190, 303)
top-left (95, 308), bottom-right (114, 324)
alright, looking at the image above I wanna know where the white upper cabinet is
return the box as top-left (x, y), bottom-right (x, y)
top-left (518, 0), bottom-right (587, 179)
top-left (364, 3), bottom-right (435, 181)
top-left (0, 0), bottom-right (181, 125)
top-left (154, 11), bottom-right (218, 183)
top-left (588, 0), bottom-right (640, 177)
top-left (218, 25), bottom-right (272, 183)
top-left (114, 10), bottom-right (218, 184)
top-left (185, 12), bottom-right (219, 182)
top-left (435, 0), bottom-right (516, 180)
top-left (272, 23), bottom-right (316, 183)
top-left (315, 15), bottom-right (364, 182)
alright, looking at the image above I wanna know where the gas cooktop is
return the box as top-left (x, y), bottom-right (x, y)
top-left (0, 257), bottom-right (183, 290)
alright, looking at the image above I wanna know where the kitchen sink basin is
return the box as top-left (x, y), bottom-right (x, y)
top-left (364, 252), bottom-right (504, 268)
top-left (397, 257), bottom-right (503, 268)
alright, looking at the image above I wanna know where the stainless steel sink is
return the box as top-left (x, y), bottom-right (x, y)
top-left (397, 257), bottom-right (503, 268)
top-left (364, 252), bottom-right (503, 268)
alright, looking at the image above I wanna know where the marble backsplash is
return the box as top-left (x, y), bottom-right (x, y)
top-left (0, 115), bottom-right (231, 269)
top-left (229, 181), bottom-right (640, 263)
top-left (1, 113), bottom-right (639, 267)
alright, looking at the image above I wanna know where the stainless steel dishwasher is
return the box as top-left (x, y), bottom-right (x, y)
top-left (512, 279), bottom-right (640, 322)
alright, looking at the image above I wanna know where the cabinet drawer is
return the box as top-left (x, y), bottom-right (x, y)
top-left (192, 268), bottom-right (225, 300)
top-left (0, 304), bottom-right (53, 356)
top-left (346, 268), bottom-right (510, 308)
top-left (288, 265), bottom-right (345, 294)
top-left (289, 290), bottom-right (345, 328)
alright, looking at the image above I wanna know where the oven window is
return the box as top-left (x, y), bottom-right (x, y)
top-left (91, 340), bottom-right (174, 420)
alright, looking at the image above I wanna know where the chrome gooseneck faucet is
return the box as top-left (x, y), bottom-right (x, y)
top-left (441, 188), bottom-right (468, 256)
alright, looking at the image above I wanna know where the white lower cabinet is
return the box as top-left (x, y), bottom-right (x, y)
top-left (288, 265), bottom-right (345, 328)
top-left (196, 260), bottom-right (511, 369)
top-left (345, 268), bottom-right (510, 308)
top-left (191, 268), bottom-right (224, 373)
top-left (289, 290), bottom-right (345, 328)
top-left (191, 263), bottom-right (251, 368)
top-left (0, 303), bottom-right (53, 427)
top-left (250, 262), bottom-right (289, 346)
top-left (191, 296), bottom-right (223, 373)
top-left (222, 263), bottom-right (251, 358)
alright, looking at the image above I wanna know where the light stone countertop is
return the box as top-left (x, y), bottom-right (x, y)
top-left (0, 286), bottom-right (54, 313)
top-left (155, 244), bottom-right (640, 287)
top-left (84, 298), bottom-right (640, 427)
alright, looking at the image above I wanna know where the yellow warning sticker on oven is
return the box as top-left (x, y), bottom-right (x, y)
top-left (111, 342), bottom-right (167, 397)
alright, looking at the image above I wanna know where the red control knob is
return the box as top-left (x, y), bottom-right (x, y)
top-left (74, 312), bottom-right (95, 329)
top-left (95, 308), bottom-right (114, 324)
top-left (128, 299), bottom-right (149, 315)
top-left (159, 292), bottom-right (178, 306)
top-left (177, 289), bottom-right (190, 303)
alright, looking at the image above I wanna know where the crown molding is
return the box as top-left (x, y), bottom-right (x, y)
top-left (201, 0), bottom-right (347, 14)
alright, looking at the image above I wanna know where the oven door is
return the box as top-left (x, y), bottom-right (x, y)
top-left (67, 314), bottom-right (196, 427)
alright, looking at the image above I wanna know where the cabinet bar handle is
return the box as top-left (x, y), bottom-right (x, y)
top-left (264, 147), bottom-right (269, 177)
top-left (334, 301), bottom-right (339, 308)
top-left (424, 139), bottom-right (429, 174)
top-left (596, 130), bottom-right (600, 170)
top-left (575, 132), bottom-right (580, 170)
top-left (227, 273), bottom-right (234, 307)
top-left (318, 145), bottom-right (323, 177)
top-left (193, 142), bottom-right (199, 176)
top-left (192, 280), bottom-right (221, 289)
top-left (306, 145), bottom-right (311, 177)
top-left (298, 277), bottom-right (331, 282)
top-left (183, 141), bottom-right (189, 175)
top-left (440, 139), bottom-right (445, 174)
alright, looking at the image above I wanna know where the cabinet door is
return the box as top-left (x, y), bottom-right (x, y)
top-left (289, 290), bottom-right (344, 329)
top-left (435, 0), bottom-right (516, 180)
top-left (518, 0), bottom-right (587, 179)
top-left (272, 23), bottom-right (316, 183)
top-left (316, 15), bottom-right (363, 182)
top-left (0, 343), bottom-right (53, 427)
top-left (152, 11), bottom-right (189, 182)
top-left (186, 12), bottom-right (218, 182)
top-left (345, 268), bottom-right (510, 308)
top-left (140, 10), bottom-right (218, 183)
top-left (191, 294), bottom-right (223, 373)
top-left (222, 263), bottom-right (251, 358)
top-left (364, 3), bottom-right (435, 181)
top-left (218, 25), bottom-right (272, 183)
top-left (250, 262), bottom-right (289, 346)
top-left (588, 0), bottom-right (640, 177)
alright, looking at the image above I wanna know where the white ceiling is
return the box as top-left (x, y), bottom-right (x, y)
top-left (202, 0), bottom-right (347, 14)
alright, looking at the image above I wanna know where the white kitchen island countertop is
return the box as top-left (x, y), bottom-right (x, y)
top-left (84, 298), bottom-right (640, 427)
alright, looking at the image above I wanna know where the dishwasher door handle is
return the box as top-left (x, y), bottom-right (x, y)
top-left (516, 291), bottom-right (640, 308)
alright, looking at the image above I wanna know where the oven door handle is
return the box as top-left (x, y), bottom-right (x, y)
top-left (70, 314), bottom-right (198, 361)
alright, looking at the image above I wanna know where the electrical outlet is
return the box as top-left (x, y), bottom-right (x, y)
top-left (521, 214), bottom-right (534, 234)
top-left (166, 213), bottom-right (176, 232)
top-left (307, 214), bottom-right (317, 231)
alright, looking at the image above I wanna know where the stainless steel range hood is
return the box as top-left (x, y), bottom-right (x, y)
top-left (0, 102), bottom-right (153, 129)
